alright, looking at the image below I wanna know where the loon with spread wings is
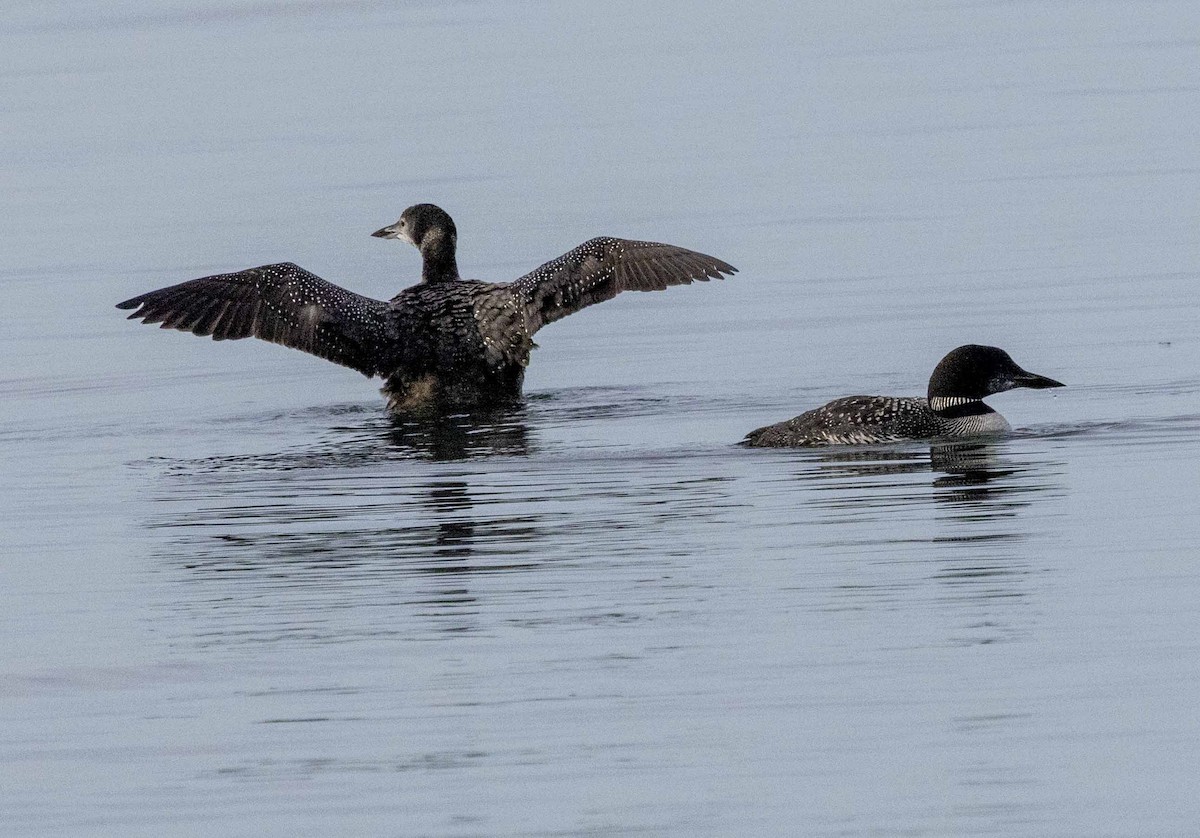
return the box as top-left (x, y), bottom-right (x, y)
top-left (116, 203), bottom-right (737, 411)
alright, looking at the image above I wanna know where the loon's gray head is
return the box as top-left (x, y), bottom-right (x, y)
top-left (927, 344), bottom-right (1064, 413)
top-left (372, 203), bottom-right (460, 283)
top-left (372, 203), bottom-right (457, 249)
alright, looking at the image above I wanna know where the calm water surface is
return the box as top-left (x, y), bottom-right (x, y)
top-left (3, 1), bottom-right (1200, 835)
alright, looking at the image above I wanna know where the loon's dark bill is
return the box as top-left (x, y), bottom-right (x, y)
top-left (1012, 370), bottom-right (1066, 389)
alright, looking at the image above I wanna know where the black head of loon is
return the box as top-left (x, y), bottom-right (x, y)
top-left (927, 344), bottom-right (1065, 413)
top-left (372, 203), bottom-right (460, 284)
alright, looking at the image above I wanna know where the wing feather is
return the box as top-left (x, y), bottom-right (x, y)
top-left (116, 262), bottom-right (394, 376)
top-left (512, 237), bottom-right (736, 333)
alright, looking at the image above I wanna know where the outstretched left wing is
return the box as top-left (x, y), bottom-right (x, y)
top-left (512, 237), bottom-right (737, 334)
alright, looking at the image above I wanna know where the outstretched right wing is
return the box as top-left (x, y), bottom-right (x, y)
top-left (116, 262), bottom-right (395, 376)
top-left (512, 237), bottom-right (737, 334)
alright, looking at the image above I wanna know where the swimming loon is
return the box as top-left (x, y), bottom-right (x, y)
top-left (743, 344), bottom-right (1064, 447)
top-left (116, 204), bottom-right (736, 411)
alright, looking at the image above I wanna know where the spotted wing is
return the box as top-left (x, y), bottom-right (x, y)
top-left (115, 262), bottom-right (394, 376)
top-left (512, 237), bottom-right (737, 333)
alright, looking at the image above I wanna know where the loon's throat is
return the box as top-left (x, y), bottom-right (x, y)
top-left (929, 396), bottom-right (992, 418)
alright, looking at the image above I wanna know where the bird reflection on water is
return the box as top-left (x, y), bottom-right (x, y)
top-left (784, 439), bottom-right (1067, 645)
top-left (141, 396), bottom-right (743, 646)
top-left (345, 400), bottom-right (532, 461)
top-left (380, 406), bottom-right (532, 462)
top-left (802, 441), bottom-right (1057, 516)
top-left (141, 406), bottom-right (547, 641)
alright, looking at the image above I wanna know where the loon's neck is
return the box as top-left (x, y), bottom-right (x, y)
top-left (420, 233), bottom-right (460, 284)
top-left (929, 395), bottom-right (989, 416)
top-left (928, 397), bottom-right (1011, 436)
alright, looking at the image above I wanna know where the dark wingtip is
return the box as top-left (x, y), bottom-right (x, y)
top-left (115, 298), bottom-right (140, 310)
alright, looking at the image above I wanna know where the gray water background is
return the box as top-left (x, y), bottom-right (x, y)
top-left (3, 1), bottom-right (1200, 835)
